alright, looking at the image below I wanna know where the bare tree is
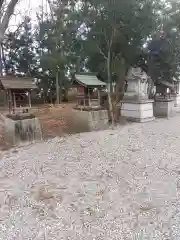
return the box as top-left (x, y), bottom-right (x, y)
top-left (0, 0), bottom-right (19, 44)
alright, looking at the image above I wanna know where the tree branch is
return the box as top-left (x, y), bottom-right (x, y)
top-left (109, 27), bottom-right (116, 48)
top-left (0, 0), bottom-right (5, 11)
top-left (96, 44), bottom-right (108, 60)
top-left (102, 28), bottom-right (109, 46)
top-left (1, 0), bottom-right (19, 34)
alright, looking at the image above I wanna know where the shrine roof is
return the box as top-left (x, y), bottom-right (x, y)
top-left (157, 80), bottom-right (174, 88)
top-left (0, 76), bottom-right (37, 90)
top-left (73, 73), bottom-right (106, 87)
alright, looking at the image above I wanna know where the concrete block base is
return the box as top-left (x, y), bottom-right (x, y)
top-left (1, 115), bottom-right (42, 146)
top-left (174, 95), bottom-right (180, 107)
top-left (74, 109), bottom-right (109, 131)
top-left (154, 99), bottom-right (175, 118)
top-left (121, 100), bottom-right (155, 123)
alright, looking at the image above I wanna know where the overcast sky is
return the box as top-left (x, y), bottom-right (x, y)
top-left (9, 0), bottom-right (49, 29)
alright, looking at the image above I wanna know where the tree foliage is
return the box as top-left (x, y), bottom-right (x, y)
top-left (1, 0), bottom-right (180, 101)
top-left (148, 1), bottom-right (180, 86)
top-left (0, 0), bottom-right (19, 43)
top-left (3, 17), bottom-right (36, 76)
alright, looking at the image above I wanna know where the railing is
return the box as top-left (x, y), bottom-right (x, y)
top-left (77, 98), bottom-right (100, 107)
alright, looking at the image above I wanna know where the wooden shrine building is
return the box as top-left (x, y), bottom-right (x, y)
top-left (72, 73), bottom-right (106, 107)
top-left (0, 76), bottom-right (37, 113)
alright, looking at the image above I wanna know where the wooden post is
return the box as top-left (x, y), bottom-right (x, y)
top-left (13, 92), bottom-right (16, 111)
top-left (5, 90), bottom-right (8, 108)
top-left (28, 91), bottom-right (32, 108)
top-left (98, 89), bottom-right (101, 106)
top-left (88, 88), bottom-right (91, 106)
top-left (9, 90), bottom-right (12, 112)
top-left (7, 90), bottom-right (10, 114)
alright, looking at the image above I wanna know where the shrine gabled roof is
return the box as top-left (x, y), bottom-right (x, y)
top-left (74, 73), bottom-right (106, 87)
top-left (157, 80), bottom-right (174, 88)
top-left (0, 76), bottom-right (37, 90)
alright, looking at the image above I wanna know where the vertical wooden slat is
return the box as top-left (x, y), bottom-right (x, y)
top-left (13, 92), bottom-right (16, 111)
top-left (28, 91), bottom-right (32, 108)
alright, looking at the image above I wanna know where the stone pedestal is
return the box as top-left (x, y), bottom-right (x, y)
top-left (121, 67), bottom-right (155, 122)
top-left (121, 100), bottom-right (154, 122)
top-left (154, 99), bottom-right (175, 118)
top-left (174, 95), bottom-right (180, 107)
top-left (74, 109), bottom-right (109, 131)
top-left (1, 114), bottom-right (42, 146)
top-left (173, 81), bottom-right (180, 107)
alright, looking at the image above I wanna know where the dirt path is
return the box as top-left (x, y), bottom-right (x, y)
top-left (33, 104), bottom-right (81, 138)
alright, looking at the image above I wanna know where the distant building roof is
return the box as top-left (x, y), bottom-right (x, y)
top-left (0, 76), bottom-right (37, 90)
top-left (73, 73), bottom-right (106, 87)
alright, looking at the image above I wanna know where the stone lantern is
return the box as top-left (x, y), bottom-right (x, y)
top-left (121, 67), bottom-right (155, 122)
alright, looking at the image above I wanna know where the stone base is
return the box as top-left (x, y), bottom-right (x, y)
top-left (121, 100), bottom-right (155, 123)
top-left (154, 99), bottom-right (175, 118)
top-left (174, 95), bottom-right (180, 107)
top-left (1, 115), bottom-right (42, 146)
top-left (73, 109), bottom-right (109, 131)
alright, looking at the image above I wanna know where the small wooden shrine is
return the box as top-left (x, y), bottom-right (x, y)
top-left (72, 73), bottom-right (106, 108)
top-left (155, 80), bottom-right (176, 98)
top-left (0, 76), bottom-right (37, 113)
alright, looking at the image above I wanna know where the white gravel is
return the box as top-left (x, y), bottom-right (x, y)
top-left (1, 117), bottom-right (180, 239)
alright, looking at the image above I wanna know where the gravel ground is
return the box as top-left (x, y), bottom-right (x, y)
top-left (1, 117), bottom-right (180, 239)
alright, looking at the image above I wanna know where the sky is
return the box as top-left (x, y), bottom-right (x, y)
top-left (9, 0), bottom-right (49, 30)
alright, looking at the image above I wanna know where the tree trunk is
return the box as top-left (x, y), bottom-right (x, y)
top-left (147, 77), bottom-right (155, 99)
top-left (0, 44), bottom-right (2, 75)
top-left (115, 59), bottom-right (129, 102)
top-left (107, 49), bottom-right (114, 125)
top-left (56, 71), bottom-right (60, 104)
top-left (1, 43), bottom-right (7, 74)
top-left (0, 0), bottom-right (5, 10)
top-left (113, 59), bottom-right (128, 121)
top-left (0, 0), bottom-right (19, 44)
